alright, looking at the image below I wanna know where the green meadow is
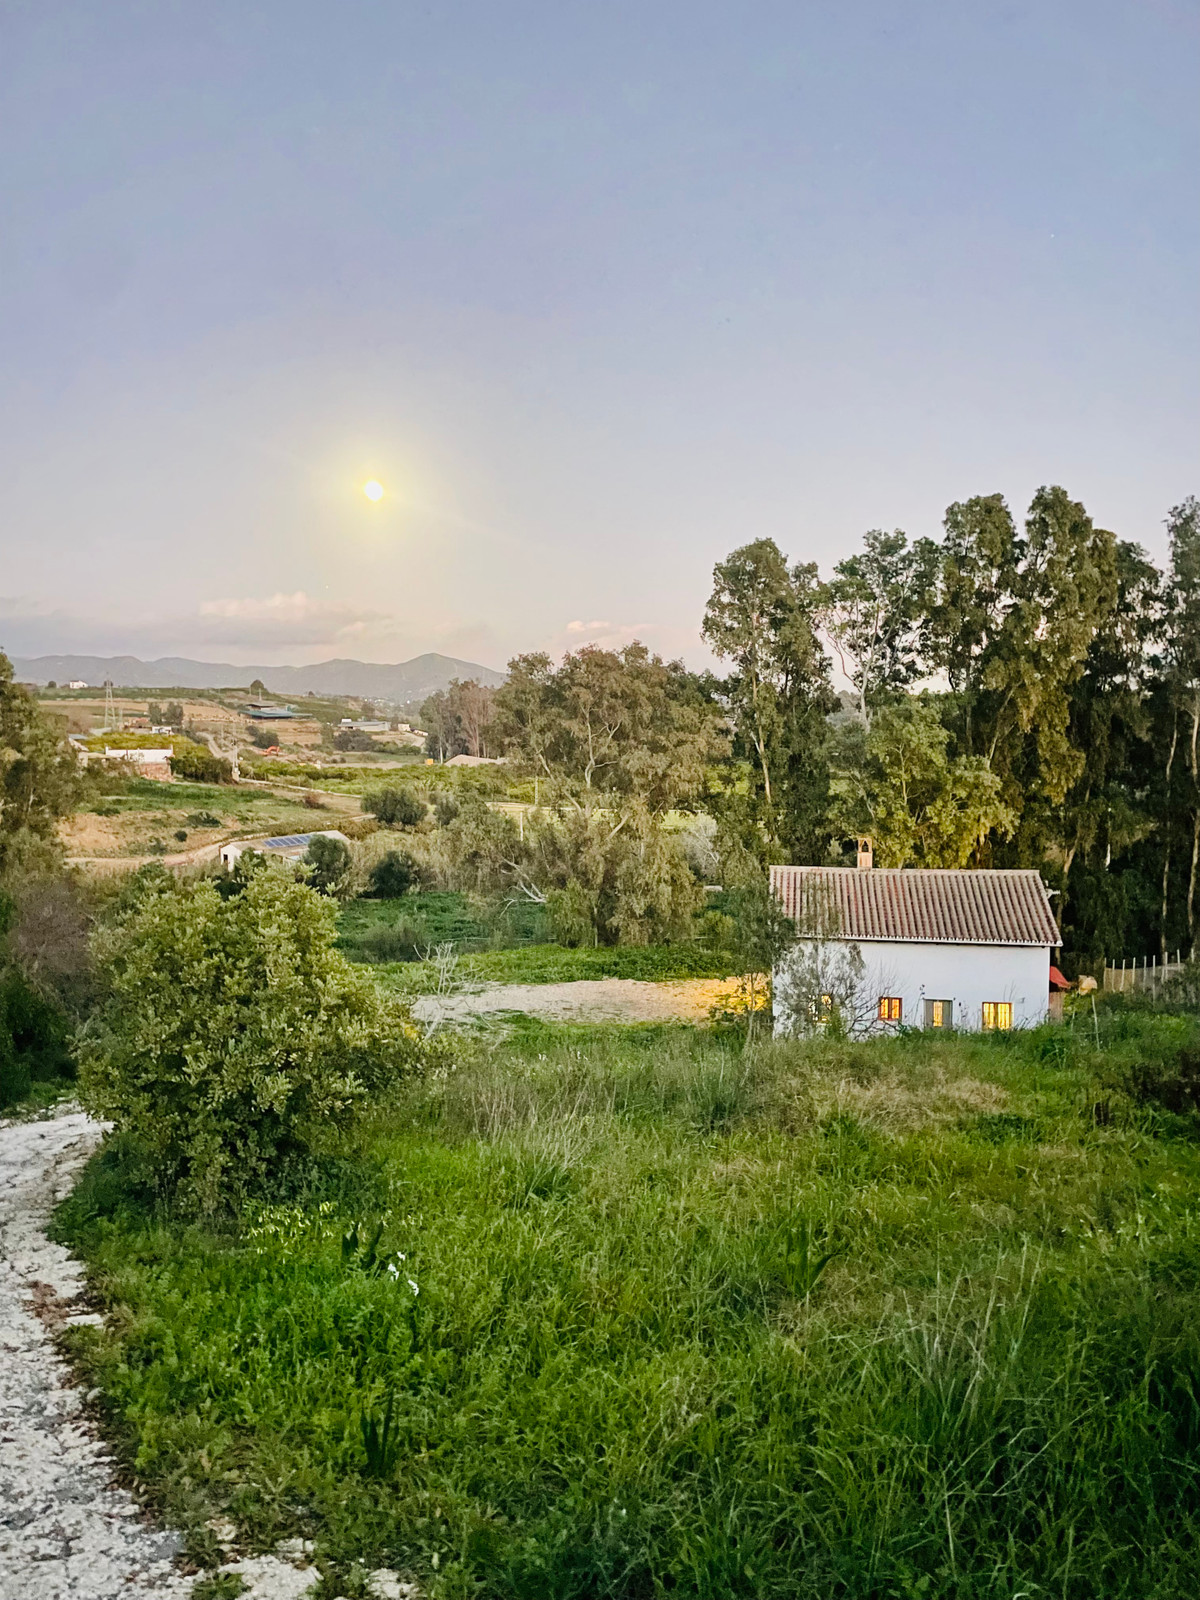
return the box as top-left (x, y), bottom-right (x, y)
top-left (57, 1013), bottom-right (1200, 1599)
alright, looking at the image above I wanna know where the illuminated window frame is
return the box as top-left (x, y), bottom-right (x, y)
top-left (877, 995), bottom-right (902, 1022)
top-left (924, 998), bottom-right (951, 1029)
top-left (981, 1001), bottom-right (1013, 1031)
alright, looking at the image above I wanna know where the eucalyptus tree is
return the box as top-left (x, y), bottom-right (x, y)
top-left (820, 528), bottom-right (940, 722)
top-left (925, 488), bottom-right (1118, 847)
top-left (1162, 497), bottom-right (1200, 952)
top-left (701, 539), bottom-right (835, 856)
top-left (827, 698), bottom-right (1015, 869)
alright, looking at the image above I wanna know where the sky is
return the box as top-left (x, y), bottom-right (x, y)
top-left (1, 0), bottom-right (1197, 673)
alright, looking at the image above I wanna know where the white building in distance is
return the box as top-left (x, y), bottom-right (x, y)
top-left (771, 855), bottom-right (1061, 1035)
top-left (219, 830), bottom-right (350, 868)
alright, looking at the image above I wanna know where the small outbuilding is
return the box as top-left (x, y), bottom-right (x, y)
top-left (219, 830), bottom-right (349, 868)
top-left (770, 853), bottom-right (1061, 1034)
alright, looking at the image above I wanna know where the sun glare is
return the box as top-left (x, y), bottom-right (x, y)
top-left (362, 479), bottom-right (384, 502)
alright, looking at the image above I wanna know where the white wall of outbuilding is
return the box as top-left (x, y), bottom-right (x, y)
top-left (774, 940), bottom-right (1051, 1034)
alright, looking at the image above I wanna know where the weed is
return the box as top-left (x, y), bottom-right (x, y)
top-left (191, 1575), bottom-right (247, 1600)
top-left (774, 1217), bottom-right (843, 1299)
top-left (360, 1389), bottom-right (401, 1480)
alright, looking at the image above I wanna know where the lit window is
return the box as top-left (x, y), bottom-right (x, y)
top-left (924, 998), bottom-right (951, 1029)
top-left (809, 993), bottom-right (835, 1026)
top-left (982, 1001), bottom-right (1013, 1031)
top-left (877, 996), bottom-right (902, 1022)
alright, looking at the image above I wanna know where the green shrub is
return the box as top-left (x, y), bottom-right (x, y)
top-left (169, 746), bottom-right (233, 784)
top-left (78, 871), bottom-right (431, 1211)
top-left (368, 850), bottom-right (421, 899)
top-left (0, 962), bottom-right (73, 1108)
top-left (363, 787), bottom-right (426, 828)
top-left (303, 833), bottom-right (352, 897)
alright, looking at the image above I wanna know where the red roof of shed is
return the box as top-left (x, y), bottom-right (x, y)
top-left (770, 866), bottom-right (1061, 947)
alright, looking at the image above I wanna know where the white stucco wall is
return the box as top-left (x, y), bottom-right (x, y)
top-left (774, 940), bottom-right (1051, 1034)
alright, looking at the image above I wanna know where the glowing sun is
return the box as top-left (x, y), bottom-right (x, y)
top-left (362, 479), bottom-right (384, 502)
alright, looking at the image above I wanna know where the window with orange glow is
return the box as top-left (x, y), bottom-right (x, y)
top-left (877, 996), bottom-right (902, 1022)
top-left (982, 1001), bottom-right (1013, 1030)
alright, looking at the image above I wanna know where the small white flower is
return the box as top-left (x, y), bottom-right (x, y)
top-left (407, 1278), bottom-right (420, 1295)
top-left (386, 1262), bottom-right (400, 1280)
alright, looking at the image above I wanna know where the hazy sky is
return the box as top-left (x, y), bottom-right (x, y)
top-left (1, 1), bottom-right (1196, 671)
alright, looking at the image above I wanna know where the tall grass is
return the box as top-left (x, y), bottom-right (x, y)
top-left (56, 1016), bottom-right (1200, 1598)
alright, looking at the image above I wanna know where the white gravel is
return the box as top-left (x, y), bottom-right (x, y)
top-left (0, 1108), bottom-right (320, 1599)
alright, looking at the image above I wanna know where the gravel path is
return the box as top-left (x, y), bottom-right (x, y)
top-left (0, 1110), bottom-right (323, 1600)
top-left (411, 975), bottom-right (748, 1028)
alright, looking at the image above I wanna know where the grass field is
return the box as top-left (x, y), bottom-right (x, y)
top-left (62, 777), bottom-right (348, 858)
top-left (55, 1010), bottom-right (1200, 1598)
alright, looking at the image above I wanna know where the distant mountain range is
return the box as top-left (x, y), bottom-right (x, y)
top-left (10, 652), bottom-right (506, 701)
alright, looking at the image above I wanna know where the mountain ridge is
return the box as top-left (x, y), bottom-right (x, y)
top-left (8, 651), bottom-right (506, 700)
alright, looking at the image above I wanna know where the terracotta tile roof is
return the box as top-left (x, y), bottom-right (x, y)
top-left (770, 866), bottom-right (1061, 947)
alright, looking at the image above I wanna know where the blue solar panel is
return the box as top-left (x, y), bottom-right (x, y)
top-left (264, 833), bottom-right (312, 848)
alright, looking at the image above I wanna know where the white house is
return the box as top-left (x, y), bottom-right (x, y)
top-left (770, 855), bottom-right (1061, 1034)
top-left (219, 830), bottom-right (350, 868)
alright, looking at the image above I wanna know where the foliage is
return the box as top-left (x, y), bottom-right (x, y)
top-left (57, 1016), bottom-right (1200, 1598)
top-left (168, 745), bottom-right (233, 784)
top-left (701, 540), bottom-right (835, 856)
top-left (303, 833), bottom-right (353, 898)
top-left (489, 646), bottom-right (723, 944)
top-left (0, 649), bottom-right (81, 876)
top-left (147, 701), bottom-right (184, 729)
top-left (333, 728), bottom-right (377, 752)
top-left (0, 954), bottom-right (74, 1107)
top-left (77, 870), bottom-right (429, 1211)
top-left (363, 787), bottom-right (427, 828)
top-left (421, 678), bottom-right (498, 761)
top-left (368, 850), bottom-right (422, 899)
top-left (828, 698), bottom-right (1015, 867)
top-left (820, 528), bottom-right (939, 719)
top-left (337, 889), bottom-right (549, 964)
top-left (495, 643), bottom-right (723, 817)
top-left (713, 869), bottom-right (797, 1042)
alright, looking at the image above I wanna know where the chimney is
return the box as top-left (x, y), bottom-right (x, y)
top-left (857, 836), bottom-right (873, 871)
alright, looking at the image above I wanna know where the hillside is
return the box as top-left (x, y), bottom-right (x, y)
top-left (10, 651), bottom-right (506, 699)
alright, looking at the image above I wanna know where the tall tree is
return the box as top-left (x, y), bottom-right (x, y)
top-left (828, 698), bottom-right (1015, 869)
top-left (488, 644), bottom-right (725, 945)
top-left (927, 488), bottom-right (1118, 844)
top-left (0, 652), bottom-right (80, 879)
top-left (821, 529), bottom-right (940, 722)
top-left (702, 540), bottom-right (835, 855)
top-left (421, 678), bottom-right (498, 761)
top-left (495, 644), bottom-right (722, 818)
top-left (1163, 497), bottom-right (1200, 953)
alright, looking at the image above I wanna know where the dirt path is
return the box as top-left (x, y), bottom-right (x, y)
top-left (411, 975), bottom-right (749, 1027)
top-left (0, 1110), bottom-right (325, 1599)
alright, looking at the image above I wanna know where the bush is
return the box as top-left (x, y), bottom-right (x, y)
top-left (334, 728), bottom-right (377, 752)
top-left (78, 872), bottom-right (431, 1211)
top-left (0, 963), bottom-right (73, 1108)
top-left (303, 834), bottom-right (352, 897)
top-left (368, 850), bottom-right (421, 899)
top-left (363, 787), bottom-right (427, 829)
top-left (169, 746), bottom-right (233, 784)
top-left (1123, 1045), bottom-right (1200, 1115)
top-left (360, 918), bottom-right (428, 963)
